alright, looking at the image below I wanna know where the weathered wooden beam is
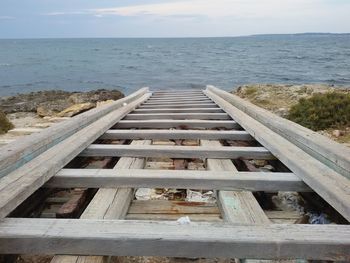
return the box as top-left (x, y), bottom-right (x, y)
top-left (153, 91), bottom-right (203, 95)
top-left (0, 88), bottom-right (150, 178)
top-left (202, 140), bottom-right (271, 225)
top-left (100, 130), bottom-right (253, 140)
top-left (124, 113), bottom-right (231, 120)
top-left (47, 169), bottom-right (310, 192)
top-left (114, 120), bottom-right (239, 129)
top-left (1, 218), bottom-right (349, 260)
top-left (139, 103), bottom-right (218, 109)
top-left (146, 100), bottom-right (212, 104)
top-left (143, 101), bottom-right (215, 106)
top-left (149, 95), bottom-right (207, 98)
top-left (80, 145), bottom-right (274, 159)
top-left (150, 97), bottom-right (207, 100)
top-left (147, 97), bottom-right (210, 102)
top-left (207, 85), bottom-right (350, 179)
top-left (0, 94), bottom-right (150, 219)
top-left (205, 89), bottom-right (350, 221)
top-left (51, 140), bottom-right (151, 263)
top-left (133, 108), bottom-right (224, 113)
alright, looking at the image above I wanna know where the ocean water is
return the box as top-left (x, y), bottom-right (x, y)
top-left (0, 34), bottom-right (349, 96)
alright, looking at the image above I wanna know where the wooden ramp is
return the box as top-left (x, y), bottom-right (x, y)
top-left (0, 87), bottom-right (349, 262)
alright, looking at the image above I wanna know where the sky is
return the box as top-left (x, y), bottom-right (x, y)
top-left (0, 0), bottom-right (350, 38)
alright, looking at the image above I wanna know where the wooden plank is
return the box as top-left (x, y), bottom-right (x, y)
top-left (147, 97), bottom-right (210, 101)
top-left (205, 89), bottom-right (350, 221)
top-left (148, 96), bottom-right (208, 100)
top-left (146, 99), bottom-right (212, 104)
top-left (153, 91), bottom-right (203, 95)
top-left (0, 93), bottom-right (150, 219)
top-left (124, 113), bottom-right (231, 120)
top-left (100, 130), bottom-right (253, 140)
top-left (128, 200), bottom-right (220, 214)
top-left (80, 145), bottom-right (274, 160)
top-left (125, 213), bottom-right (222, 222)
top-left (133, 108), bottom-right (224, 113)
top-left (0, 88), bottom-right (150, 178)
top-left (139, 103), bottom-right (218, 109)
top-left (152, 89), bottom-right (203, 96)
top-left (202, 140), bottom-right (270, 225)
top-left (207, 85), bottom-right (350, 179)
top-left (114, 120), bottom-right (239, 129)
top-left (202, 141), bottom-right (279, 263)
top-left (51, 140), bottom-right (151, 263)
top-left (143, 101), bottom-right (215, 106)
top-left (1, 218), bottom-right (349, 260)
top-left (48, 169), bottom-right (310, 192)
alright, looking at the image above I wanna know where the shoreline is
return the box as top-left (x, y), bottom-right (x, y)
top-left (1, 84), bottom-right (349, 147)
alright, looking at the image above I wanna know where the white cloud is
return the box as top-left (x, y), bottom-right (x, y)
top-left (41, 0), bottom-right (350, 36)
top-left (0, 16), bottom-right (15, 20)
top-left (90, 0), bottom-right (349, 19)
top-left (45, 11), bottom-right (86, 16)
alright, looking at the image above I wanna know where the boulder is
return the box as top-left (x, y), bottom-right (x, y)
top-left (57, 102), bottom-right (95, 117)
top-left (37, 106), bottom-right (54, 118)
top-left (68, 89), bottom-right (123, 104)
top-left (96, 100), bottom-right (115, 108)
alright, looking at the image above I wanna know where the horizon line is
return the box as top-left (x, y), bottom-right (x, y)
top-left (1, 32), bottom-right (350, 40)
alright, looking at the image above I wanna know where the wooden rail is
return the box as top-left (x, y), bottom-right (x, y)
top-left (0, 87), bottom-right (349, 262)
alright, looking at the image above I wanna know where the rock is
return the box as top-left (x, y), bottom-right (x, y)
top-left (0, 90), bottom-right (72, 113)
top-left (96, 100), bottom-right (115, 108)
top-left (251, 160), bottom-right (268, 167)
top-left (36, 106), bottom-right (56, 117)
top-left (36, 99), bottom-right (71, 117)
top-left (332, 129), bottom-right (344, 137)
top-left (68, 89), bottom-right (123, 104)
top-left (57, 102), bottom-right (95, 117)
top-left (275, 107), bottom-right (288, 117)
top-left (0, 110), bottom-right (14, 134)
top-left (0, 89), bottom-right (124, 116)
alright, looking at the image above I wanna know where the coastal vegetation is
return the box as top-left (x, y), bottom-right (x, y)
top-left (288, 92), bottom-right (350, 131)
top-left (0, 110), bottom-right (14, 134)
top-left (233, 84), bottom-right (350, 145)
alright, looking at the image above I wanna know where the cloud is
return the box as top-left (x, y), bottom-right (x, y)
top-left (0, 16), bottom-right (15, 20)
top-left (43, 0), bottom-right (350, 23)
top-left (89, 0), bottom-right (349, 19)
top-left (45, 11), bottom-right (86, 16)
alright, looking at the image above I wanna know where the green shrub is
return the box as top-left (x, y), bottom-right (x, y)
top-left (244, 86), bottom-right (258, 96)
top-left (0, 111), bottom-right (14, 134)
top-left (288, 92), bottom-right (350, 131)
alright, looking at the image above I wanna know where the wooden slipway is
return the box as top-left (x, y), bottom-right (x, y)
top-left (0, 87), bottom-right (349, 262)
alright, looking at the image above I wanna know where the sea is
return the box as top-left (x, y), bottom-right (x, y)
top-left (0, 34), bottom-right (349, 96)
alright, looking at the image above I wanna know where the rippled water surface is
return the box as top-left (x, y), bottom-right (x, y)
top-left (0, 34), bottom-right (349, 96)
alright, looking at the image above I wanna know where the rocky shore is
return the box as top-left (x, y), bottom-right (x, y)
top-left (232, 84), bottom-right (350, 146)
top-left (0, 89), bottom-right (124, 116)
top-left (0, 89), bottom-right (124, 145)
